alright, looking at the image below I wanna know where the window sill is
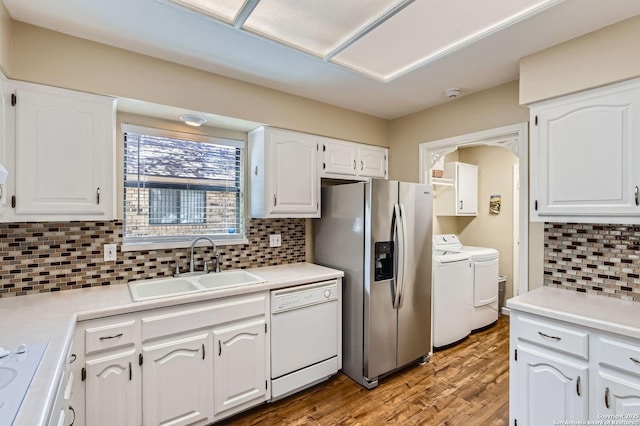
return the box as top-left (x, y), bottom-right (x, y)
top-left (121, 238), bottom-right (249, 252)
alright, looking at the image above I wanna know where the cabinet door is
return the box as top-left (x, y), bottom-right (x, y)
top-left (531, 87), bottom-right (640, 219)
top-left (85, 349), bottom-right (141, 426)
top-left (597, 372), bottom-right (640, 416)
top-left (321, 139), bottom-right (357, 176)
top-left (213, 319), bottom-right (267, 416)
top-left (358, 146), bottom-right (387, 178)
top-left (13, 83), bottom-right (115, 219)
top-left (142, 333), bottom-right (213, 426)
top-left (269, 129), bottom-right (319, 216)
top-left (515, 348), bottom-right (588, 425)
top-left (456, 162), bottom-right (477, 215)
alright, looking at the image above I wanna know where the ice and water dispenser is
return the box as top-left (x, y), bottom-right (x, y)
top-left (374, 241), bottom-right (394, 281)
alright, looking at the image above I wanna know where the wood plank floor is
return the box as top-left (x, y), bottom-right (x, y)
top-left (221, 315), bottom-right (510, 425)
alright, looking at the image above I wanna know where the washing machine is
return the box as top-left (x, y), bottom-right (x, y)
top-left (434, 235), bottom-right (499, 332)
top-left (432, 244), bottom-right (472, 349)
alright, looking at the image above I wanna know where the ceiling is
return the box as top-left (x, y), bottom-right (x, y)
top-left (4, 0), bottom-right (640, 119)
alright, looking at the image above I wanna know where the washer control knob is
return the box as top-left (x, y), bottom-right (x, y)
top-left (324, 289), bottom-right (331, 298)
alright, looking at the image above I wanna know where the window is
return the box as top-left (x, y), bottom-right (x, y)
top-left (123, 124), bottom-right (245, 245)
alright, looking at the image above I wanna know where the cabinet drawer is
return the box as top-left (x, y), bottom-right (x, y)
top-left (85, 320), bottom-right (136, 354)
top-left (597, 334), bottom-right (640, 376)
top-left (516, 314), bottom-right (589, 359)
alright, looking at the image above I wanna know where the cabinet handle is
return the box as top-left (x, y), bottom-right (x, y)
top-left (69, 353), bottom-right (77, 364)
top-left (459, 200), bottom-right (464, 210)
top-left (96, 187), bottom-right (100, 205)
top-left (99, 333), bottom-right (123, 341)
top-left (254, 166), bottom-right (258, 175)
top-left (360, 160), bottom-right (364, 171)
top-left (635, 186), bottom-right (639, 206)
top-left (353, 160), bottom-right (356, 170)
top-left (202, 343), bottom-right (205, 360)
top-left (576, 376), bottom-right (581, 396)
top-left (218, 340), bottom-right (222, 356)
top-left (537, 331), bottom-right (561, 341)
top-left (273, 194), bottom-right (277, 206)
top-left (69, 406), bottom-right (76, 426)
top-left (605, 387), bottom-right (610, 409)
top-left (630, 356), bottom-right (640, 365)
top-left (129, 362), bottom-right (132, 381)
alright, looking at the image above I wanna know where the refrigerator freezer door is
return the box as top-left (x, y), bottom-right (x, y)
top-left (397, 182), bottom-right (433, 367)
top-left (365, 179), bottom-right (398, 380)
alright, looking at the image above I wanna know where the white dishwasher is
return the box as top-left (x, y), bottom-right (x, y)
top-left (270, 280), bottom-right (341, 400)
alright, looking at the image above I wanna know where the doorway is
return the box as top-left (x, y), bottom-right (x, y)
top-left (418, 123), bottom-right (528, 300)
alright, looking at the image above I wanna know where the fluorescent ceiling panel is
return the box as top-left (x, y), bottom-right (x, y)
top-left (331, 0), bottom-right (561, 81)
top-left (167, 0), bottom-right (246, 24)
top-left (242, 0), bottom-right (403, 58)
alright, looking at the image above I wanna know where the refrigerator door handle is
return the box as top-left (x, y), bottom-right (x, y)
top-left (396, 203), bottom-right (409, 308)
top-left (393, 203), bottom-right (405, 309)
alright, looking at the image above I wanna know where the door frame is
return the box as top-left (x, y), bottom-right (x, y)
top-left (418, 122), bottom-right (529, 297)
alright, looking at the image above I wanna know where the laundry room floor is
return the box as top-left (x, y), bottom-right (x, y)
top-left (222, 315), bottom-right (510, 425)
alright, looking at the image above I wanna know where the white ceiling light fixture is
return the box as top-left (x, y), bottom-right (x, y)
top-left (179, 114), bottom-right (207, 127)
top-left (444, 88), bottom-right (461, 99)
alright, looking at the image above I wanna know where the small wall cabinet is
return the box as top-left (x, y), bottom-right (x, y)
top-left (510, 310), bottom-right (640, 424)
top-left (2, 81), bottom-right (116, 221)
top-left (249, 127), bottom-right (320, 218)
top-left (529, 77), bottom-right (640, 223)
top-left (319, 138), bottom-right (388, 179)
top-left (435, 161), bottom-right (477, 216)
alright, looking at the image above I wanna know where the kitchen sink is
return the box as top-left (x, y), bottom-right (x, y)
top-left (128, 270), bottom-right (266, 302)
top-left (128, 278), bottom-right (200, 302)
top-left (197, 270), bottom-right (264, 289)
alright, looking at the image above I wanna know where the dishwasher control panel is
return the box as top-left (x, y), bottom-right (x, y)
top-left (271, 281), bottom-right (338, 313)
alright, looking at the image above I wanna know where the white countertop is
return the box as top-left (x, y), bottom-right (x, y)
top-left (0, 262), bottom-right (343, 426)
top-left (507, 286), bottom-right (640, 339)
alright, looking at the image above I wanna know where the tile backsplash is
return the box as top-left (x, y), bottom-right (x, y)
top-left (0, 219), bottom-right (305, 297)
top-left (544, 222), bottom-right (640, 301)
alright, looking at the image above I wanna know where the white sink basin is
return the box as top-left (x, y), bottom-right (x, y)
top-left (128, 278), bottom-right (200, 302)
top-left (197, 270), bottom-right (265, 289)
top-left (128, 270), bottom-right (266, 302)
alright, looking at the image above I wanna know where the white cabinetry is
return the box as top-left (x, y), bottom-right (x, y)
top-left (320, 138), bottom-right (387, 179)
top-left (529, 78), bottom-right (640, 223)
top-left (435, 161), bottom-right (477, 216)
top-left (4, 81), bottom-right (116, 221)
top-left (142, 333), bottom-right (213, 426)
top-left (213, 319), bottom-right (267, 416)
top-left (510, 309), bottom-right (640, 424)
top-left (249, 127), bottom-right (320, 218)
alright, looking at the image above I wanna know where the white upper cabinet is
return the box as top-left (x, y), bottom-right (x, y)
top-left (530, 78), bottom-right (640, 222)
top-left (435, 161), bottom-right (477, 216)
top-left (249, 127), bottom-right (320, 218)
top-left (4, 81), bottom-right (116, 221)
top-left (320, 137), bottom-right (388, 179)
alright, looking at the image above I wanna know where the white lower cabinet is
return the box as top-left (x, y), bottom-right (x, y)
top-left (511, 310), bottom-right (640, 424)
top-left (213, 319), bottom-right (267, 416)
top-left (515, 347), bottom-right (588, 425)
top-left (70, 291), bottom-right (270, 426)
top-left (85, 349), bottom-right (141, 426)
top-left (142, 333), bottom-right (213, 426)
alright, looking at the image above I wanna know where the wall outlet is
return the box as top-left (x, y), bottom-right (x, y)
top-left (104, 244), bottom-right (117, 261)
top-left (269, 234), bottom-right (282, 248)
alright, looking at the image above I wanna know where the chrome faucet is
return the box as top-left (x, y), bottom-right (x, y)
top-left (189, 236), bottom-right (220, 273)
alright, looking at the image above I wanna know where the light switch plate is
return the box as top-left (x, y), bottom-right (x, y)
top-left (269, 234), bottom-right (282, 248)
top-left (104, 244), bottom-right (117, 261)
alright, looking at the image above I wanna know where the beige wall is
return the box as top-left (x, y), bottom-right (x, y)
top-left (457, 146), bottom-right (518, 300)
top-left (520, 14), bottom-right (640, 105)
top-left (388, 81), bottom-right (528, 183)
top-left (0, 2), bottom-right (12, 76)
top-left (10, 22), bottom-right (388, 147)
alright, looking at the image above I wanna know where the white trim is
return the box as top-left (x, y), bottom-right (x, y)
top-left (419, 122), bottom-right (529, 296)
top-left (122, 238), bottom-right (249, 252)
top-left (513, 164), bottom-right (520, 299)
top-left (121, 123), bottom-right (244, 147)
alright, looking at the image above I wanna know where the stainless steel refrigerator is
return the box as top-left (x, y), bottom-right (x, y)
top-left (314, 179), bottom-right (432, 389)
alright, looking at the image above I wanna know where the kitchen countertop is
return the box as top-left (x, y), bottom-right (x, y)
top-left (0, 262), bottom-right (343, 426)
top-left (507, 286), bottom-right (640, 338)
